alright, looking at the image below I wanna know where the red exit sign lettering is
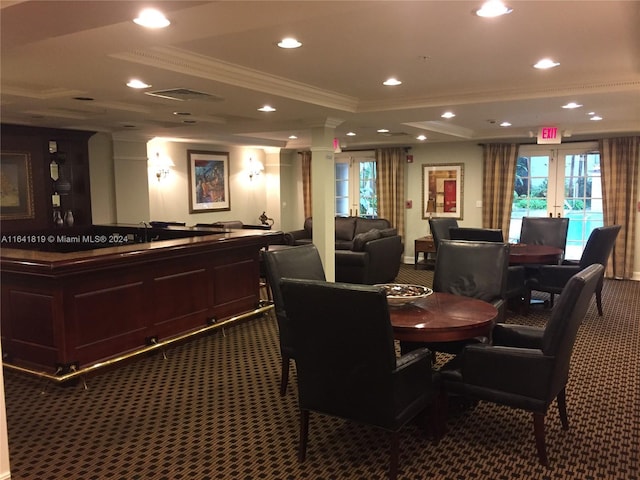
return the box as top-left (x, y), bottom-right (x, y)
top-left (537, 126), bottom-right (561, 144)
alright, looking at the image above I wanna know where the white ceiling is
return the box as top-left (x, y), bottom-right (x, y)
top-left (1, 0), bottom-right (639, 149)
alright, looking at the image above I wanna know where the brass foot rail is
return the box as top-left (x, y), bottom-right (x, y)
top-left (3, 303), bottom-right (273, 384)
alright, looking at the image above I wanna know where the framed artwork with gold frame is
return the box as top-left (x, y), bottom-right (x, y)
top-left (1, 151), bottom-right (35, 220)
top-left (422, 163), bottom-right (464, 219)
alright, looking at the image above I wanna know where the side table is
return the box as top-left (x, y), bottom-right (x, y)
top-left (414, 235), bottom-right (436, 270)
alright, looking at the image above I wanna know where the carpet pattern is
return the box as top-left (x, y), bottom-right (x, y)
top-left (3, 265), bottom-right (639, 480)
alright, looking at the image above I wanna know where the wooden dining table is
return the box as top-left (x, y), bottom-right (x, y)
top-left (508, 243), bottom-right (563, 265)
top-left (389, 292), bottom-right (498, 343)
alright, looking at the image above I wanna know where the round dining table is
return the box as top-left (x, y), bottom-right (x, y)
top-left (389, 292), bottom-right (498, 343)
top-left (508, 244), bottom-right (563, 265)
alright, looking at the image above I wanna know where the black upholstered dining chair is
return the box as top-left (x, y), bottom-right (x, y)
top-left (519, 216), bottom-right (570, 260)
top-left (262, 244), bottom-right (326, 395)
top-left (447, 227), bottom-right (526, 311)
top-left (279, 278), bottom-right (440, 480)
top-left (401, 239), bottom-right (509, 357)
top-left (526, 225), bottom-right (621, 315)
top-left (428, 217), bottom-right (458, 253)
top-left (440, 264), bottom-right (603, 466)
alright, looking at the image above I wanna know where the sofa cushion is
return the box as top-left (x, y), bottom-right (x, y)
top-left (354, 218), bottom-right (391, 235)
top-left (353, 228), bottom-right (382, 251)
top-left (335, 217), bottom-right (357, 241)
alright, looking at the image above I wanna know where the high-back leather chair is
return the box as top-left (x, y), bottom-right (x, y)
top-left (428, 218), bottom-right (459, 252)
top-left (448, 227), bottom-right (526, 308)
top-left (526, 225), bottom-right (621, 315)
top-left (280, 278), bottom-right (439, 480)
top-left (263, 245), bottom-right (326, 395)
top-left (401, 239), bottom-right (509, 357)
top-left (440, 264), bottom-right (604, 466)
top-left (519, 217), bottom-right (570, 260)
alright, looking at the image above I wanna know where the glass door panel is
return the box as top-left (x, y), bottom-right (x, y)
top-left (335, 153), bottom-right (378, 218)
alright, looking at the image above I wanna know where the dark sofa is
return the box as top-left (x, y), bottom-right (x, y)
top-left (284, 216), bottom-right (404, 285)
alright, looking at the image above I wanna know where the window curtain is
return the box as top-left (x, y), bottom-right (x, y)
top-left (482, 143), bottom-right (519, 238)
top-left (300, 151), bottom-right (312, 219)
top-left (375, 147), bottom-right (406, 240)
top-left (599, 136), bottom-right (639, 280)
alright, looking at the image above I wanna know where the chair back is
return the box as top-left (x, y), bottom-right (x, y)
top-left (520, 217), bottom-right (569, 255)
top-left (449, 227), bottom-right (504, 242)
top-left (434, 239), bottom-right (509, 305)
top-left (579, 225), bottom-right (621, 269)
top-left (428, 218), bottom-right (459, 250)
top-left (280, 278), bottom-right (399, 427)
top-left (263, 245), bottom-right (326, 353)
top-left (541, 264), bottom-right (603, 391)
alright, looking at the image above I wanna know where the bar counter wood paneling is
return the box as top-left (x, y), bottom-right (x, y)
top-left (1, 227), bottom-right (283, 375)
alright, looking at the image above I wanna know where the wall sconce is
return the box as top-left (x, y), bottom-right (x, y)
top-left (248, 157), bottom-right (264, 181)
top-left (151, 152), bottom-right (174, 181)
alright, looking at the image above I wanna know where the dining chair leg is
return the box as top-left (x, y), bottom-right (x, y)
top-left (388, 431), bottom-right (399, 480)
top-left (595, 288), bottom-right (604, 316)
top-left (533, 412), bottom-right (549, 466)
top-left (280, 357), bottom-right (290, 396)
top-left (557, 388), bottom-right (569, 430)
top-left (298, 409), bottom-right (309, 462)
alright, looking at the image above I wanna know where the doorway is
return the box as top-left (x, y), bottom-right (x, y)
top-left (510, 142), bottom-right (602, 260)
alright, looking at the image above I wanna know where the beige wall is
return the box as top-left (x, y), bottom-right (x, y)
top-left (86, 135), bottom-right (640, 279)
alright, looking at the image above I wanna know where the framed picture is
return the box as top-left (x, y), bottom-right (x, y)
top-left (422, 163), bottom-right (464, 219)
top-left (1, 152), bottom-right (35, 220)
top-left (188, 150), bottom-right (230, 213)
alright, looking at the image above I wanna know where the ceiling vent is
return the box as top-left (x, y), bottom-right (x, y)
top-left (144, 88), bottom-right (224, 102)
top-left (378, 131), bottom-right (410, 137)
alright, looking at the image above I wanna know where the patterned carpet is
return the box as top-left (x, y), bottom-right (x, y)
top-left (3, 265), bottom-right (639, 480)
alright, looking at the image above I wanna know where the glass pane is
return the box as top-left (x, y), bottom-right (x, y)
top-left (563, 153), bottom-right (602, 260)
top-left (510, 155), bottom-right (550, 241)
top-left (358, 161), bottom-right (377, 218)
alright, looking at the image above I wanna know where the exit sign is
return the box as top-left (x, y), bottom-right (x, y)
top-left (537, 126), bottom-right (562, 144)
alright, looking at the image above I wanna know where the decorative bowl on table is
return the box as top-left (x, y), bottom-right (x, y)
top-left (375, 283), bottom-right (433, 306)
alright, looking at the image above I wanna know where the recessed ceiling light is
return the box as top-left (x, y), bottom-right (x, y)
top-left (441, 112), bottom-right (456, 119)
top-left (346, 132), bottom-right (356, 136)
top-left (499, 121), bottom-right (512, 127)
top-left (377, 128), bottom-right (390, 133)
top-left (562, 102), bottom-right (583, 109)
top-left (475, 1), bottom-right (512, 17)
top-left (288, 135), bottom-right (298, 139)
top-left (383, 78), bottom-right (402, 86)
top-left (277, 37), bottom-right (302, 49)
top-left (417, 135), bottom-right (427, 141)
top-left (73, 96), bottom-right (94, 101)
top-left (182, 120), bottom-right (197, 124)
top-left (173, 111), bottom-right (191, 116)
top-left (533, 58), bottom-right (560, 69)
top-left (590, 115), bottom-right (603, 121)
top-left (133, 8), bottom-right (170, 28)
top-left (258, 105), bottom-right (276, 112)
top-left (127, 79), bottom-right (151, 89)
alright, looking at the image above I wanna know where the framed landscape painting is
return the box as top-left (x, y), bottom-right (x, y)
top-left (422, 163), bottom-right (464, 220)
top-left (188, 150), bottom-right (230, 213)
top-left (0, 151), bottom-right (35, 220)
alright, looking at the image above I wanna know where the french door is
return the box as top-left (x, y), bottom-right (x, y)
top-left (335, 153), bottom-right (378, 218)
top-left (509, 142), bottom-right (602, 260)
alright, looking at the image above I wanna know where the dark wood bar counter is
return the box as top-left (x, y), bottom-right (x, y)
top-left (1, 225), bottom-right (283, 378)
